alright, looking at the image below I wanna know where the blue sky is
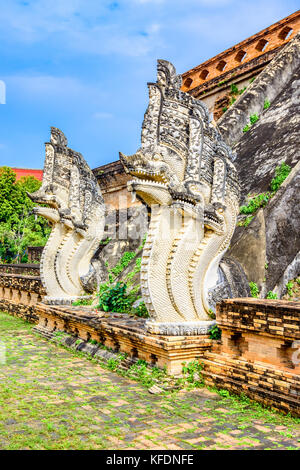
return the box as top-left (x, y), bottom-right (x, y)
top-left (0, 0), bottom-right (298, 170)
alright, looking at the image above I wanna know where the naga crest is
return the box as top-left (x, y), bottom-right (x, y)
top-left (29, 127), bottom-right (105, 304)
top-left (120, 60), bottom-right (240, 335)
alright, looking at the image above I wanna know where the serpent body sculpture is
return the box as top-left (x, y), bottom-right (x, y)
top-left (120, 60), bottom-right (240, 335)
top-left (29, 128), bottom-right (105, 304)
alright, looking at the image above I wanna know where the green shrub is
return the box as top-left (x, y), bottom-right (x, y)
top-left (249, 282), bottom-right (259, 298)
top-left (96, 234), bottom-right (149, 316)
top-left (124, 257), bottom-right (142, 284)
top-left (111, 251), bottom-right (136, 277)
top-left (72, 298), bottom-right (93, 306)
top-left (242, 113), bottom-right (260, 133)
top-left (286, 280), bottom-right (294, 297)
top-left (250, 113), bottom-right (259, 125)
top-left (96, 280), bottom-right (149, 317)
top-left (208, 308), bottom-right (216, 319)
top-left (266, 291), bottom-right (277, 299)
top-left (132, 301), bottom-right (149, 318)
top-left (99, 237), bottom-right (111, 246)
top-left (270, 162), bottom-right (291, 192)
top-left (237, 215), bottom-right (254, 227)
top-left (209, 324), bottom-right (222, 340)
top-left (238, 163), bottom-right (292, 221)
top-left (240, 193), bottom-right (271, 214)
top-left (230, 83), bottom-right (239, 94)
top-left (263, 99), bottom-right (270, 110)
top-left (97, 282), bottom-right (133, 313)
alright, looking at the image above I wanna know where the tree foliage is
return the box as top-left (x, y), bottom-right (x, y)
top-left (0, 167), bottom-right (50, 263)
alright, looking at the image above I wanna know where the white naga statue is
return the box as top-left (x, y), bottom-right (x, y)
top-left (120, 60), bottom-right (240, 335)
top-left (29, 128), bottom-right (105, 304)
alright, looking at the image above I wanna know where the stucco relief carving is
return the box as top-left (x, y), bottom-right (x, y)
top-left (120, 60), bottom-right (240, 335)
top-left (29, 127), bottom-right (105, 304)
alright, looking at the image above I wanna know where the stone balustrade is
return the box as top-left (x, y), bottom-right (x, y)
top-left (0, 271), bottom-right (45, 323)
top-left (0, 263), bottom-right (41, 276)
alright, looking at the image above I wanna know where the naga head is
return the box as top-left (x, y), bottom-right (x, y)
top-left (120, 147), bottom-right (183, 206)
top-left (28, 127), bottom-right (70, 221)
top-left (120, 60), bottom-right (239, 235)
top-left (28, 127), bottom-right (106, 301)
top-left (29, 127), bottom-right (104, 233)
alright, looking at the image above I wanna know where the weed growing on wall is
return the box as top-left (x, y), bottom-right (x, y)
top-left (209, 324), bottom-right (222, 340)
top-left (240, 193), bottom-right (271, 214)
top-left (249, 282), bottom-right (259, 298)
top-left (238, 162), bottom-right (292, 222)
top-left (237, 215), bottom-right (254, 227)
top-left (250, 113), bottom-right (259, 125)
top-left (266, 291), bottom-right (278, 299)
top-left (270, 162), bottom-right (291, 192)
top-left (222, 83), bottom-right (247, 114)
top-left (243, 113), bottom-right (260, 132)
top-left (72, 298), bottom-right (93, 306)
top-left (284, 278), bottom-right (300, 299)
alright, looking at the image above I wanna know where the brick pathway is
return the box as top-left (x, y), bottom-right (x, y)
top-left (0, 312), bottom-right (299, 450)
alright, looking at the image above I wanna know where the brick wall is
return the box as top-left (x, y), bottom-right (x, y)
top-left (182, 10), bottom-right (300, 120)
top-left (27, 247), bottom-right (43, 263)
top-left (202, 299), bottom-right (300, 416)
top-left (93, 161), bottom-right (142, 210)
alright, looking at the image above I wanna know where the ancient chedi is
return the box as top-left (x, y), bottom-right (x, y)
top-left (29, 128), bottom-right (105, 304)
top-left (120, 60), bottom-right (240, 335)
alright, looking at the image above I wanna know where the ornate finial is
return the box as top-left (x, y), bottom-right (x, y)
top-left (157, 59), bottom-right (182, 89)
top-left (50, 127), bottom-right (68, 147)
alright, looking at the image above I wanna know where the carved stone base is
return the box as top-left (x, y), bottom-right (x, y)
top-left (34, 303), bottom-right (212, 374)
top-left (145, 320), bottom-right (216, 336)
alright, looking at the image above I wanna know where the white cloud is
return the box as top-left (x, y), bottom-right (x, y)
top-left (165, 0), bottom-right (292, 50)
top-left (4, 74), bottom-right (106, 106)
top-left (0, 0), bottom-right (162, 57)
top-left (93, 111), bottom-right (113, 119)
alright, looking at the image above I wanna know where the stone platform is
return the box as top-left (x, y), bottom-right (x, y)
top-left (6, 297), bottom-right (300, 416)
top-left (34, 303), bottom-right (212, 375)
